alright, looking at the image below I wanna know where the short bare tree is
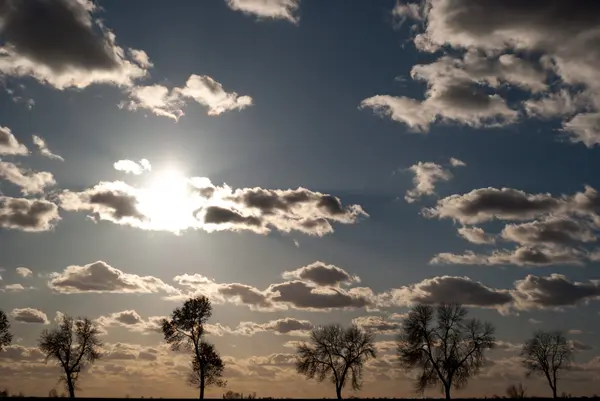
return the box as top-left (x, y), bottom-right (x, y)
top-left (188, 342), bottom-right (227, 397)
top-left (396, 303), bottom-right (496, 399)
top-left (506, 382), bottom-right (527, 399)
top-left (521, 330), bottom-right (573, 399)
top-left (38, 315), bottom-right (102, 398)
top-left (0, 310), bottom-right (12, 352)
top-left (162, 296), bottom-right (224, 400)
top-left (296, 324), bottom-right (376, 399)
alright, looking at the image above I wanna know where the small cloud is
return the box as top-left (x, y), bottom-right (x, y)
top-left (528, 318), bottom-right (542, 324)
top-left (10, 308), bottom-right (49, 324)
top-left (225, 0), bottom-right (300, 24)
top-left (113, 159), bottom-right (151, 175)
top-left (15, 267), bottom-right (33, 278)
top-left (0, 126), bottom-right (28, 156)
top-left (32, 135), bottom-right (64, 161)
top-left (449, 157), bottom-right (466, 167)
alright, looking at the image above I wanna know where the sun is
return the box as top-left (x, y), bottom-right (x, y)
top-left (137, 169), bottom-right (199, 232)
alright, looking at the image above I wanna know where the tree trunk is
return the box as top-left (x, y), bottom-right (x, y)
top-left (199, 366), bottom-right (205, 400)
top-left (66, 375), bottom-right (75, 398)
top-left (552, 385), bottom-right (557, 399)
top-left (444, 384), bottom-right (451, 400)
top-left (335, 385), bottom-right (342, 400)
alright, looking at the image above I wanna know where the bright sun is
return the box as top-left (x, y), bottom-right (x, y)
top-left (137, 169), bottom-right (198, 231)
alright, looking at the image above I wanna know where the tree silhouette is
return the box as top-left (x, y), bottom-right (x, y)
top-left (0, 310), bottom-right (12, 352)
top-left (521, 330), bottom-right (573, 399)
top-left (295, 324), bottom-right (376, 399)
top-left (38, 315), bottom-right (102, 398)
top-left (188, 342), bottom-right (227, 397)
top-left (396, 303), bottom-right (496, 399)
top-left (162, 296), bottom-right (224, 399)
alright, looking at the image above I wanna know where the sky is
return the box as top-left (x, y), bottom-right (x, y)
top-left (0, 0), bottom-right (599, 398)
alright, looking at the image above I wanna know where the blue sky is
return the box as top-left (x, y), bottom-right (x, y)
top-left (0, 0), bottom-right (599, 398)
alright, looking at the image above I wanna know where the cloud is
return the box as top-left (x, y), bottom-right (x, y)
top-left (225, 0), bottom-right (300, 24)
top-left (351, 316), bottom-right (400, 335)
top-left (31, 135), bottom-right (63, 161)
top-left (281, 261), bottom-right (360, 286)
top-left (96, 310), bottom-right (164, 335)
top-left (570, 340), bottom-right (593, 351)
top-left (457, 226), bottom-right (496, 244)
top-left (2, 284), bottom-right (25, 292)
top-left (501, 217), bottom-right (596, 246)
top-left (0, 126), bottom-right (28, 155)
top-left (215, 318), bottom-right (313, 337)
top-left (59, 175), bottom-right (368, 236)
top-left (48, 261), bottom-right (179, 295)
top-left (431, 246), bottom-right (586, 267)
top-left (15, 267), bottom-right (32, 278)
top-left (0, 161), bottom-right (55, 195)
top-left (119, 84), bottom-right (185, 121)
top-left (512, 274), bottom-right (600, 311)
top-left (173, 266), bottom-right (374, 312)
top-left (10, 308), bottom-right (49, 324)
top-left (0, 0), bottom-right (149, 89)
top-left (387, 0), bottom-right (600, 146)
top-left (404, 162), bottom-right (453, 203)
top-left (0, 345), bottom-right (44, 361)
top-left (113, 159), bottom-right (151, 175)
top-left (175, 75), bottom-right (252, 116)
top-left (449, 158), bottom-right (466, 167)
top-left (424, 187), bottom-right (566, 225)
top-left (0, 196), bottom-right (60, 232)
top-left (379, 275), bottom-right (513, 311)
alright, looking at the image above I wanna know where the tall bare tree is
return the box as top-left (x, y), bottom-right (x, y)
top-left (188, 342), bottom-right (227, 397)
top-left (0, 310), bottom-right (12, 352)
top-left (396, 304), bottom-right (496, 399)
top-left (38, 315), bottom-right (102, 398)
top-left (521, 330), bottom-right (573, 399)
top-left (295, 324), bottom-right (376, 399)
top-left (162, 296), bottom-right (224, 400)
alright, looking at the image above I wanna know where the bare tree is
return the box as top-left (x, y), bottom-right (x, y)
top-left (521, 330), bottom-right (573, 399)
top-left (0, 310), bottom-right (12, 352)
top-left (506, 383), bottom-right (527, 399)
top-left (188, 342), bottom-right (227, 397)
top-left (295, 324), bottom-right (376, 399)
top-left (162, 296), bottom-right (224, 400)
top-left (396, 303), bottom-right (496, 399)
top-left (38, 315), bottom-right (102, 398)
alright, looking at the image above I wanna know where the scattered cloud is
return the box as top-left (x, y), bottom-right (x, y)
top-left (512, 274), bottom-right (600, 311)
top-left (501, 217), bottom-right (596, 247)
top-left (281, 261), bottom-right (360, 286)
top-left (457, 226), bottom-right (496, 244)
top-left (10, 308), bottom-right (49, 324)
top-left (119, 84), bottom-right (185, 121)
top-left (0, 126), bottom-right (28, 156)
top-left (31, 135), bottom-right (63, 161)
top-left (48, 261), bottom-right (179, 295)
top-left (15, 267), bottom-right (32, 278)
top-left (176, 75), bottom-right (253, 116)
top-left (351, 316), bottom-right (400, 335)
top-left (96, 310), bottom-right (164, 335)
top-left (431, 246), bottom-right (587, 267)
top-left (0, 0), bottom-right (149, 89)
top-left (113, 159), bottom-right (151, 175)
top-left (0, 161), bottom-right (55, 195)
top-left (404, 162), bottom-right (453, 203)
top-left (449, 158), bottom-right (466, 167)
top-left (225, 0), bottom-right (300, 24)
top-left (211, 318), bottom-right (313, 337)
top-left (59, 174), bottom-right (368, 236)
top-left (0, 197), bottom-right (60, 232)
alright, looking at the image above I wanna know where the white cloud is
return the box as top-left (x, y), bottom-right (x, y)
top-left (0, 161), bottom-right (55, 195)
top-left (449, 157), bottom-right (466, 167)
top-left (113, 159), bottom-right (151, 175)
top-left (31, 135), bottom-right (64, 161)
top-left (119, 85), bottom-right (185, 121)
top-left (176, 75), bottom-right (253, 116)
top-left (225, 0), bottom-right (300, 24)
top-left (15, 267), bottom-right (32, 278)
top-left (0, 126), bottom-right (28, 156)
top-left (457, 226), bottom-right (496, 244)
top-left (404, 162), bottom-right (453, 203)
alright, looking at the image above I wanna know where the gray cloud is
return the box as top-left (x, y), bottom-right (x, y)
top-left (96, 310), bottom-right (164, 335)
top-left (217, 318), bottom-right (313, 336)
top-left (501, 217), bottom-right (596, 246)
top-left (0, 161), bottom-right (55, 195)
top-left (267, 280), bottom-right (373, 311)
top-left (281, 261), bottom-right (360, 286)
top-left (49, 261), bottom-right (179, 295)
top-left (32, 135), bottom-right (63, 161)
top-left (10, 307), bottom-right (49, 324)
top-left (0, 196), bottom-right (60, 232)
top-left (0, 0), bottom-right (149, 89)
top-left (512, 274), bottom-right (600, 311)
top-left (379, 275), bottom-right (513, 311)
top-left (0, 345), bottom-right (44, 361)
top-left (431, 246), bottom-right (586, 267)
top-left (351, 316), bottom-right (400, 335)
top-left (225, 0), bottom-right (300, 24)
top-left (424, 187), bottom-right (566, 224)
top-left (0, 126), bottom-right (28, 155)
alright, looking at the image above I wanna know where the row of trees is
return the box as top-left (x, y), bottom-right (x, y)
top-left (0, 301), bottom-right (576, 400)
